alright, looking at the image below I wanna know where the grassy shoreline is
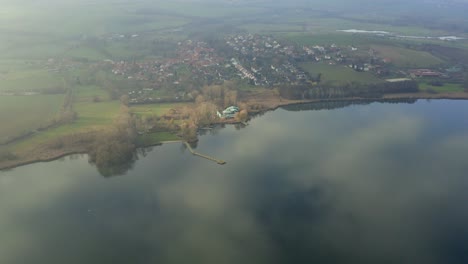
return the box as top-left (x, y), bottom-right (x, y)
top-left (2, 92), bottom-right (468, 171)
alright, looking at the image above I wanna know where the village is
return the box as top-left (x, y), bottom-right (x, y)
top-left (35, 33), bottom-right (466, 105)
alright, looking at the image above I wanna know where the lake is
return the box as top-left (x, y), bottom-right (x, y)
top-left (1, 99), bottom-right (468, 264)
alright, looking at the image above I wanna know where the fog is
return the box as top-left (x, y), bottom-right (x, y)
top-left (1, 0), bottom-right (468, 262)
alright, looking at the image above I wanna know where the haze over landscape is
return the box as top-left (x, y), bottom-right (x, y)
top-left (1, 0), bottom-right (468, 263)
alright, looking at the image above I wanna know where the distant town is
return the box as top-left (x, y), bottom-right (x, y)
top-left (39, 33), bottom-right (465, 104)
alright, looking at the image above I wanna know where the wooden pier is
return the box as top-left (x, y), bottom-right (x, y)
top-left (183, 142), bottom-right (226, 165)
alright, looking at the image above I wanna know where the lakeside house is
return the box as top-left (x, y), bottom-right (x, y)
top-left (217, 106), bottom-right (240, 119)
top-left (386, 78), bottom-right (412, 82)
top-left (409, 69), bottom-right (442, 78)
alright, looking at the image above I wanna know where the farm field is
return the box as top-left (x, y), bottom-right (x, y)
top-left (71, 101), bottom-right (121, 130)
top-left (130, 103), bottom-right (191, 117)
top-left (370, 45), bottom-right (445, 68)
top-left (73, 85), bottom-right (109, 103)
top-left (0, 42), bottom-right (70, 60)
top-left (0, 95), bottom-right (63, 144)
top-left (234, 9), bottom-right (455, 37)
top-left (419, 82), bottom-right (465, 93)
top-left (241, 23), bottom-right (304, 34)
top-left (300, 62), bottom-right (382, 85)
top-left (63, 46), bottom-right (110, 61)
top-left (0, 69), bottom-right (63, 92)
top-left (9, 100), bottom-right (186, 153)
top-left (10, 100), bottom-right (122, 152)
top-left (282, 33), bottom-right (376, 47)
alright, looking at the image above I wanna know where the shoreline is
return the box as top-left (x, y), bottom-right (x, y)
top-left (0, 149), bottom-right (87, 172)
top-left (1, 93), bottom-right (468, 171)
top-left (245, 92), bottom-right (468, 113)
top-left (0, 140), bottom-right (186, 172)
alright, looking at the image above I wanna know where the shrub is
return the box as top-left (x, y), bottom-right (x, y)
top-left (0, 150), bottom-right (17, 161)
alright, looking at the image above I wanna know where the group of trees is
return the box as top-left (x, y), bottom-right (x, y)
top-left (173, 80), bottom-right (249, 141)
top-left (180, 120), bottom-right (198, 143)
top-left (87, 105), bottom-right (138, 175)
top-left (279, 80), bottom-right (419, 100)
top-left (191, 81), bottom-right (245, 126)
top-left (50, 86), bottom-right (77, 126)
top-left (191, 101), bottom-right (219, 126)
top-left (237, 109), bottom-right (249, 122)
top-left (201, 83), bottom-right (238, 108)
top-left (135, 113), bottom-right (179, 134)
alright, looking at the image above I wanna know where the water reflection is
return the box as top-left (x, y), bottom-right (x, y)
top-left (1, 100), bottom-right (468, 264)
top-left (282, 98), bottom-right (417, 112)
top-left (198, 122), bottom-right (247, 138)
top-left (86, 144), bottom-right (156, 178)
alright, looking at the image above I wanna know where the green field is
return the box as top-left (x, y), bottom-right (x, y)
top-left (370, 45), bottom-right (445, 68)
top-left (0, 60), bottom-right (65, 92)
top-left (70, 83), bottom-right (120, 131)
top-left (302, 17), bottom-right (449, 36)
top-left (136, 132), bottom-right (180, 146)
top-left (282, 33), bottom-right (377, 47)
top-left (74, 85), bottom-right (109, 102)
top-left (72, 101), bottom-right (121, 129)
top-left (300, 63), bottom-right (382, 85)
top-left (419, 82), bottom-right (465, 93)
top-left (12, 83), bottom-right (119, 149)
top-left (11, 100), bottom-right (121, 151)
top-left (0, 69), bottom-right (63, 92)
top-left (6, 78), bottom-right (186, 151)
top-left (130, 103), bottom-right (191, 117)
top-left (0, 95), bottom-right (63, 144)
top-left (241, 23), bottom-right (304, 34)
top-left (12, 99), bottom-right (187, 151)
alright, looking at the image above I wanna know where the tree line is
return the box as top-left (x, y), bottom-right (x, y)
top-left (279, 80), bottom-right (419, 100)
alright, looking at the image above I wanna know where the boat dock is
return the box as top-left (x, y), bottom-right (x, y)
top-left (183, 142), bottom-right (226, 165)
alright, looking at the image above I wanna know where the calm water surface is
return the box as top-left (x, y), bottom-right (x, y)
top-left (1, 100), bottom-right (468, 264)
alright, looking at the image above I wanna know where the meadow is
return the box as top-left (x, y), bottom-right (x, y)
top-left (0, 69), bottom-right (63, 92)
top-left (370, 45), bottom-right (445, 68)
top-left (130, 103), bottom-right (191, 118)
top-left (73, 85), bottom-right (109, 103)
top-left (136, 132), bottom-right (180, 146)
top-left (9, 89), bottom-right (187, 152)
top-left (9, 100), bottom-right (121, 152)
top-left (300, 62), bottom-right (382, 85)
top-left (419, 82), bottom-right (465, 93)
top-left (281, 33), bottom-right (378, 47)
top-left (0, 95), bottom-right (63, 144)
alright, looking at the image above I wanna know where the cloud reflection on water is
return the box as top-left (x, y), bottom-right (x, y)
top-left (1, 100), bottom-right (468, 264)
